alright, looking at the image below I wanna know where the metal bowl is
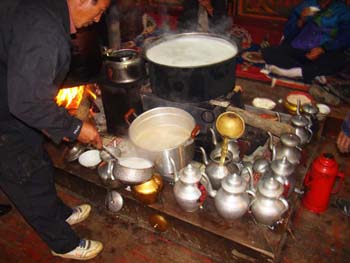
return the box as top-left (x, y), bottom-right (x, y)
top-left (113, 157), bottom-right (154, 185)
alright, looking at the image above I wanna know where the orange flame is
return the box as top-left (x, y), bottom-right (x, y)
top-left (55, 85), bottom-right (85, 109)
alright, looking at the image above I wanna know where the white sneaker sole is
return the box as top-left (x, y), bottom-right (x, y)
top-left (52, 244), bottom-right (103, 261)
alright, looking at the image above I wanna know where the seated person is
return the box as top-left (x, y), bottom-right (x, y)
top-left (262, 0), bottom-right (350, 83)
top-left (177, 0), bottom-right (231, 34)
top-left (337, 113), bottom-right (350, 153)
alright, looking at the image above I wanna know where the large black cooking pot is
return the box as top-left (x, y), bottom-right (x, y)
top-left (143, 32), bottom-right (240, 102)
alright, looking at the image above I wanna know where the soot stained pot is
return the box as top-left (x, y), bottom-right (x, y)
top-left (143, 32), bottom-right (240, 102)
top-left (102, 49), bottom-right (146, 84)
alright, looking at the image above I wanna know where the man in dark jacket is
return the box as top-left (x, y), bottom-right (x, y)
top-left (262, 0), bottom-right (350, 83)
top-left (0, 0), bottom-right (110, 260)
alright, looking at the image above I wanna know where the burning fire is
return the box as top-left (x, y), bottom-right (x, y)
top-left (55, 85), bottom-right (96, 109)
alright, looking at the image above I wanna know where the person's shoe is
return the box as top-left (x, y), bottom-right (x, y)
top-left (52, 239), bottom-right (103, 260)
top-left (66, 204), bottom-right (91, 225)
top-left (0, 204), bottom-right (12, 216)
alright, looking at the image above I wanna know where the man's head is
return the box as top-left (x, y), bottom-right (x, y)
top-left (67, 0), bottom-right (111, 29)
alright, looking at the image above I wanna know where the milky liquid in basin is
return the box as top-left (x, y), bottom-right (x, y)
top-left (133, 125), bottom-right (190, 151)
top-left (118, 157), bottom-right (153, 169)
top-left (146, 36), bottom-right (238, 67)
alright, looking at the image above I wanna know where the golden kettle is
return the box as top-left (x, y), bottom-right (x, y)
top-left (131, 173), bottom-right (163, 204)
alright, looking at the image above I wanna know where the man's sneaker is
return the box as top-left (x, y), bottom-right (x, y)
top-left (52, 239), bottom-right (103, 260)
top-left (66, 204), bottom-right (91, 225)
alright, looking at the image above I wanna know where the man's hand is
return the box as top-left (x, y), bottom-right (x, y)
top-left (306, 47), bottom-right (325, 60)
top-left (77, 121), bottom-right (103, 149)
top-left (337, 130), bottom-right (350, 153)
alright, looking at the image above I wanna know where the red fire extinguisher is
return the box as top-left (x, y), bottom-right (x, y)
top-left (302, 153), bottom-right (344, 213)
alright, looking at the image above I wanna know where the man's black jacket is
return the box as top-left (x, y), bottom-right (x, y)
top-left (0, 0), bottom-right (82, 143)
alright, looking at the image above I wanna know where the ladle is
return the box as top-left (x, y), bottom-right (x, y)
top-left (215, 112), bottom-right (245, 165)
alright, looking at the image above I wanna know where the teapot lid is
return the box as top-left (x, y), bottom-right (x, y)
top-left (280, 133), bottom-right (300, 148)
top-left (302, 103), bottom-right (319, 115)
top-left (291, 115), bottom-right (309, 127)
top-left (271, 156), bottom-right (295, 177)
top-left (253, 158), bottom-right (270, 174)
top-left (258, 177), bottom-right (284, 198)
top-left (221, 173), bottom-right (247, 194)
top-left (180, 164), bottom-right (202, 184)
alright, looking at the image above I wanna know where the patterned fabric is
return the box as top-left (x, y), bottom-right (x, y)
top-left (284, 0), bottom-right (350, 51)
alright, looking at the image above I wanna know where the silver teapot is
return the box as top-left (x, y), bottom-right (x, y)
top-left (252, 158), bottom-right (271, 188)
top-left (214, 173), bottom-right (252, 220)
top-left (97, 160), bottom-right (122, 189)
top-left (200, 147), bottom-right (239, 190)
top-left (301, 103), bottom-right (319, 133)
top-left (171, 161), bottom-right (204, 212)
top-left (209, 127), bottom-right (240, 163)
top-left (270, 154), bottom-right (296, 197)
top-left (290, 114), bottom-right (313, 145)
top-left (249, 177), bottom-right (289, 226)
top-left (269, 132), bottom-right (301, 165)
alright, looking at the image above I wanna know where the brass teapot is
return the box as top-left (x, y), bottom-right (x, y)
top-left (131, 173), bottom-right (163, 205)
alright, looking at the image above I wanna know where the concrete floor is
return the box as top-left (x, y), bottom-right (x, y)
top-left (0, 187), bottom-right (219, 263)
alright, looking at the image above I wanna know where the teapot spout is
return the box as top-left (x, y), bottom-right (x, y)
top-left (199, 146), bottom-right (209, 165)
top-left (209, 127), bottom-right (218, 146)
top-left (268, 131), bottom-right (274, 151)
top-left (242, 166), bottom-right (255, 192)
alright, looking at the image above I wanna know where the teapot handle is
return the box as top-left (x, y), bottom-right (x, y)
top-left (307, 127), bottom-right (313, 143)
top-left (108, 160), bottom-right (117, 180)
top-left (124, 108), bottom-right (138, 126)
top-left (279, 196), bottom-right (289, 213)
top-left (191, 125), bottom-right (201, 138)
top-left (200, 172), bottom-right (217, 198)
top-left (331, 172), bottom-right (345, 194)
top-left (246, 190), bottom-right (256, 208)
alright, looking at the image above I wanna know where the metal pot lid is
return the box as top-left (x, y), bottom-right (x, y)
top-left (103, 49), bottom-right (138, 62)
top-left (302, 103), bottom-right (319, 115)
top-left (180, 164), bottom-right (202, 184)
top-left (291, 115), bottom-right (309, 127)
top-left (105, 190), bottom-right (123, 213)
top-left (253, 158), bottom-right (270, 174)
top-left (271, 156), bottom-right (295, 177)
top-left (258, 177), bottom-right (284, 198)
top-left (221, 173), bottom-right (247, 194)
top-left (280, 133), bottom-right (300, 148)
